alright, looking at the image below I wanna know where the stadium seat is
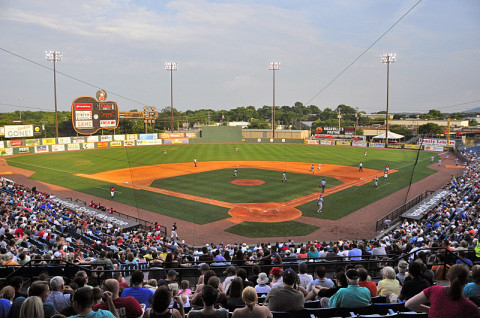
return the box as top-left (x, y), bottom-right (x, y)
top-left (303, 307), bottom-right (339, 317)
top-left (373, 302), bottom-right (406, 315)
top-left (396, 312), bottom-right (428, 317)
top-left (270, 311), bottom-right (304, 318)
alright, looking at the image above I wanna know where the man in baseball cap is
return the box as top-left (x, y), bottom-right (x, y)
top-left (327, 269), bottom-right (370, 308)
top-left (264, 268), bottom-right (304, 312)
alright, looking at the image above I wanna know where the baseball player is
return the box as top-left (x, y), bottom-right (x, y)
top-left (384, 170), bottom-right (388, 180)
top-left (110, 186), bottom-right (115, 198)
top-left (385, 163), bottom-right (390, 172)
top-left (194, 157), bottom-right (197, 167)
top-left (430, 155), bottom-right (434, 163)
top-left (164, 149), bottom-right (167, 155)
top-left (320, 179), bottom-right (326, 193)
top-left (364, 151), bottom-right (367, 157)
top-left (235, 146), bottom-right (238, 152)
top-left (374, 176), bottom-right (378, 188)
top-left (171, 222), bottom-right (178, 239)
top-left (438, 158), bottom-right (442, 166)
top-left (318, 163), bottom-right (321, 171)
top-left (282, 172), bottom-right (287, 183)
top-left (317, 194), bottom-right (323, 213)
top-left (234, 169), bottom-right (238, 179)
top-left (311, 164), bottom-right (315, 174)
top-left (455, 158), bottom-right (458, 166)
top-left (359, 162), bottom-right (363, 172)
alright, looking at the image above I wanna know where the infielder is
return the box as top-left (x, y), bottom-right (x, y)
top-left (359, 162), bottom-right (363, 172)
top-left (311, 164), bottom-right (315, 174)
top-left (110, 186), bottom-right (115, 199)
top-left (318, 163), bottom-right (322, 171)
top-left (430, 155), bottom-right (434, 163)
top-left (234, 169), bottom-right (238, 179)
top-left (320, 179), bottom-right (326, 193)
top-left (384, 170), bottom-right (388, 180)
top-left (194, 158), bottom-right (197, 167)
top-left (317, 194), bottom-right (323, 213)
top-left (374, 176), bottom-right (379, 188)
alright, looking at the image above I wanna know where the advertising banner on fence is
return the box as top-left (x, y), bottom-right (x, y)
top-left (100, 135), bottom-right (112, 141)
top-left (136, 139), bottom-right (162, 146)
top-left (114, 135), bottom-right (125, 141)
top-left (110, 141), bottom-right (123, 147)
top-left (124, 140), bottom-right (135, 146)
top-left (387, 144), bottom-right (403, 149)
top-left (83, 143), bottom-right (95, 150)
top-left (159, 133), bottom-right (185, 139)
top-left (42, 138), bottom-right (56, 145)
top-left (336, 141), bottom-right (351, 146)
top-left (57, 137), bottom-right (71, 144)
top-left (306, 140), bottom-right (319, 145)
top-left (0, 141), bottom-right (3, 148)
top-left (320, 140), bottom-right (335, 146)
top-left (52, 144), bottom-right (65, 152)
top-left (17, 147), bottom-right (30, 154)
top-left (139, 133), bottom-right (157, 140)
top-left (163, 138), bottom-right (189, 145)
top-left (86, 136), bottom-right (99, 142)
top-left (402, 189), bottom-right (451, 220)
top-left (425, 145), bottom-right (444, 152)
top-left (35, 145), bottom-right (48, 153)
top-left (126, 134), bottom-right (137, 140)
top-left (4, 125), bottom-right (34, 138)
top-left (369, 143), bottom-right (385, 148)
top-left (97, 141), bottom-right (109, 148)
top-left (352, 141), bottom-right (368, 147)
top-left (404, 144), bottom-right (423, 150)
top-left (50, 196), bottom-right (139, 229)
top-left (67, 143), bottom-right (80, 151)
top-left (25, 139), bottom-right (41, 147)
top-left (72, 137), bottom-right (85, 143)
top-left (418, 138), bottom-right (455, 147)
top-left (8, 140), bottom-right (23, 147)
top-left (0, 148), bottom-right (13, 156)
top-left (186, 132), bottom-right (197, 138)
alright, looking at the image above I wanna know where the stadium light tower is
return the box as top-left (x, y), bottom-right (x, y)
top-left (165, 62), bottom-right (178, 132)
top-left (45, 50), bottom-right (62, 138)
top-left (381, 53), bottom-right (396, 147)
top-left (268, 62), bottom-right (280, 138)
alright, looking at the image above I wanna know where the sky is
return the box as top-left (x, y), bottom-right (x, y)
top-left (1, 0), bottom-right (479, 116)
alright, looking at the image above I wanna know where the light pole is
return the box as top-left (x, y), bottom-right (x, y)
top-left (45, 50), bottom-right (62, 138)
top-left (268, 62), bottom-right (279, 138)
top-left (165, 62), bottom-right (177, 132)
top-left (355, 107), bottom-right (359, 136)
top-left (381, 53), bottom-right (396, 147)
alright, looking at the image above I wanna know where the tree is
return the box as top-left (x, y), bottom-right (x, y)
top-left (418, 123), bottom-right (444, 135)
top-left (390, 125), bottom-right (414, 139)
top-left (247, 119), bottom-right (270, 129)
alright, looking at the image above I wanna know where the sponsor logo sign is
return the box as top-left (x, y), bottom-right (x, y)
top-left (42, 138), bottom-right (56, 145)
top-left (110, 141), bottom-right (123, 147)
top-left (99, 103), bottom-right (115, 110)
top-left (86, 136), bottom-right (99, 142)
top-left (100, 135), bottom-right (112, 141)
top-left (126, 134), bottom-right (138, 140)
top-left (114, 135), bottom-right (125, 141)
top-left (18, 147), bottom-right (30, 154)
top-left (57, 137), bottom-right (71, 144)
top-left (159, 133), bottom-right (185, 139)
top-left (35, 145), bottom-right (48, 153)
top-left (369, 143), bottom-right (385, 148)
top-left (76, 120), bottom-right (93, 128)
top-left (0, 148), bottom-right (13, 156)
top-left (402, 189), bottom-right (451, 220)
top-left (306, 140), bottom-right (319, 145)
top-left (387, 144), bottom-right (403, 149)
top-left (97, 141), bottom-right (109, 148)
top-left (74, 103), bottom-right (93, 110)
top-left (8, 140), bottom-right (23, 147)
top-left (25, 139), bottom-right (41, 147)
top-left (139, 134), bottom-right (156, 140)
top-left (335, 141), bottom-right (351, 146)
top-left (352, 141), bottom-right (368, 147)
top-left (418, 138), bottom-right (455, 147)
top-left (124, 140), bottom-right (135, 146)
top-left (75, 111), bottom-right (92, 120)
top-left (0, 141), bottom-right (4, 148)
top-left (425, 145), bottom-right (444, 152)
top-left (100, 120), bottom-right (116, 127)
top-left (186, 133), bottom-right (197, 138)
top-left (163, 138), bottom-right (188, 145)
top-left (52, 145), bottom-right (65, 152)
top-left (83, 143), bottom-right (95, 149)
top-left (320, 140), bottom-right (334, 145)
top-left (136, 139), bottom-right (163, 145)
top-left (404, 144), bottom-right (423, 150)
top-left (67, 143), bottom-right (80, 151)
top-left (4, 125), bottom-right (34, 138)
top-left (72, 137), bottom-right (85, 143)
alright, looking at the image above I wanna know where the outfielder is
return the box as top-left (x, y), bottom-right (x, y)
top-left (317, 194), bottom-right (323, 213)
top-left (282, 172), bottom-right (287, 183)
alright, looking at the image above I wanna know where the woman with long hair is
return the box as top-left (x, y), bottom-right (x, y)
top-left (225, 277), bottom-right (245, 312)
top-left (406, 264), bottom-right (480, 317)
top-left (143, 286), bottom-right (184, 318)
top-left (19, 296), bottom-right (44, 318)
top-left (0, 286), bottom-right (15, 318)
top-left (232, 286), bottom-right (272, 318)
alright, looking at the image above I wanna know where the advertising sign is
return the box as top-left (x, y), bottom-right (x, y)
top-left (369, 143), bottom-right (385, 148)
top-left (110, 141), bottom-right (123, 147)
top-left (42, 138), bottom-right (56, 145)
top-left (57, 137), bottom-right (71, 144)
top-left (136, 139), bottom-right (162, 146)
top-left (186, 133), bottom-right (197, 138)
top-left (316, 126), bottom-right (345, 135)
top-left (387, 144), bottom-right (403, 149)
top-left (97, 141), bottom-right (109, 148)
top-left (83, 143), bottom-right (95, 149)
top-left (306, 140), bottom-right (319, 145)
top-left (72, 137), bottom-right (85, 143)
top-left (159, 133), bottom-right (185, 139)
top-left (72, 95), bottom-right (119, 135)
top-left (139, 133), bottom-right (156, 140)
top-left (67, 143), bottom-right (80, 151)
top-left (124, 140), bottom-right (135, 146)
top-left (25, 139), bottom-right (41, 147)
top-left (163, 138), bottom-right (188, 145)
top-left (4, 125), bottom-right (34, 138)
top-left (352, 141), bottom-right (368, 147)
top-left (425, 145), bottom-right (444, 152)
top-left (114, 135), bottom-right (125, 141)
top-left (52, 145), bottom-right (65, 152)
top-left (402, 189), bottom-right (451, 220)
top-left (35, 145), bottom-right (48, 153)
top-left (336, 141), bottom-right (351, 146)
top-left (0, 148), bottom-right (13, 156)
top-left (8, 140), bottom-right (23, 147)
top-left (0, 141), bottom-right (3, 148)
top-left (320, 140), bottom-right (335, 146)
top-left (126, 134), bottom-right (137, 140)
top-left (86, 135), bottom-right (99, 142)
top-left (404, 144), bottom-right (423, 150)
top-left (100, 135), bottom-right (113, 141)
top-left (18, 147), bottom-right (30, 154)
top-left (418, 138), bottom-right (455, 147)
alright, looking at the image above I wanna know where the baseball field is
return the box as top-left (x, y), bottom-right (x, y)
top-left (5, 143), bottom-right (440, 239)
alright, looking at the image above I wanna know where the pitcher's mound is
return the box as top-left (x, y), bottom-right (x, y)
top-left (229, 203), bottom-right (302, 222)
top-left (231, 179), bottom-right (265, 186)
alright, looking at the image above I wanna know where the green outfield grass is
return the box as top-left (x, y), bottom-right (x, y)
top-left (151, 168), bottom-right (342, 203)
top-left (6, 143), bottom-right (439, 237)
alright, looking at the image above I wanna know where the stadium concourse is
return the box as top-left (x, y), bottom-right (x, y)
top-left (0, 149), bottom-right (479, 316)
